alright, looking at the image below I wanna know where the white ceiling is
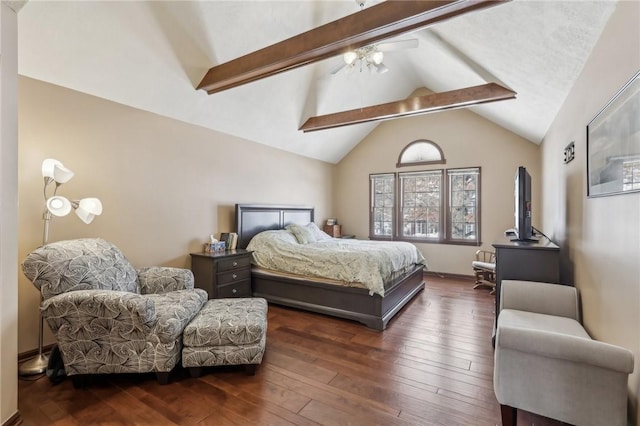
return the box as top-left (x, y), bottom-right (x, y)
top-left (17, 0), bottom-right (616, 164)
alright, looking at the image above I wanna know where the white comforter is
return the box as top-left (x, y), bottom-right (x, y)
top-left (247, 230), bottom-right (427, 297)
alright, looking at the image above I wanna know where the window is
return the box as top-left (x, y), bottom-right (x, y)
top-left (448, 168), bottom-right (480, 242)
top-left (370, 167), bottom-right (481, 245)
top-left (370, 174), bottom-right (395, 239)
top-left (399, 171), bottom-right (443, 240)
top-left (397, 140), bottom-right (446, 167)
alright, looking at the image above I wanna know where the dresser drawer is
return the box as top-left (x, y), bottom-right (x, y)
top-left (217, 255), bottom-right (251, 272)
top-left (217, 268), bottom-right (251, 285)
top-left (217, 280), bottom-right (251, 298)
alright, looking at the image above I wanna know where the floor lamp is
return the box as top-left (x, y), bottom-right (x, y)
top-left (18, 159), bottom-right (103, 376)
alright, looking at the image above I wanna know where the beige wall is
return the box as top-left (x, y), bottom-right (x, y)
top-left (1, 3), bottom-right (19, 424)
top-left (334, 99), bottom-right (540, 275)
top-left (541, 2), bottom-right (640, 424)
top-left (17, 76), bottom-right (335, 353)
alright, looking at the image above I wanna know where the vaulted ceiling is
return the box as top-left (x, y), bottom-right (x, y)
top-left (17, 1), bottom-right (616, 163)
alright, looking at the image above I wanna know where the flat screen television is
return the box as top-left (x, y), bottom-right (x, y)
top-left (513, 166), bottom-right (535, 241)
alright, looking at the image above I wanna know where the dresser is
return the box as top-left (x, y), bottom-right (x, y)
top-left (491, 235), bottom-right (560, 344)
top-left (190, 249), bottom-right (252, 299)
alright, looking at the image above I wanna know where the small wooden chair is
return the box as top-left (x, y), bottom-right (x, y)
top-left (472, 250), bottom-right (496, 294)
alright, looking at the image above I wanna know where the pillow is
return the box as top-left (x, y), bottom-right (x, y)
top-left (286, 223), bottom-right (318, 244)
top-left (306, 222), bottom-right (333, 241)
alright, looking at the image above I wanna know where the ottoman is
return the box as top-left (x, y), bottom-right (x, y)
top-left (182, 297), bottom-right (267, 377)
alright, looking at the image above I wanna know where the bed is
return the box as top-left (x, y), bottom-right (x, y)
top-left (235, 204), bottom-right (426, 330)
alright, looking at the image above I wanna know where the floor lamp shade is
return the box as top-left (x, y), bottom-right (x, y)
top-left (42, 158), bottom-right (74, 183)
top-left (74, 198), bottom-right (103, 224)
top-left (46, 196), bottom-right (72, 217)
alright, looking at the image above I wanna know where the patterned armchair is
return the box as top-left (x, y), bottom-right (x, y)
top-left (21, 238), bottom-right (207, 386)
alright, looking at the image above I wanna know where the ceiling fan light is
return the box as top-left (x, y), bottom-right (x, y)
top-left (371, 51), bottom-right (384, 65)
top-left (343, 51), bottom-right (357, 65)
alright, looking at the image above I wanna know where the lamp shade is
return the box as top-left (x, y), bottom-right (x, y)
top-left (46, 196), bottom-right (72, 217)
top-left (74, 198), bottom-right (103, 224)
top-left (42, 159), bottom-right (74, 184)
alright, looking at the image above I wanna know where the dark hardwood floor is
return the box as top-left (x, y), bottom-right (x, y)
top-left (18, 276), bottom-right (565, 425)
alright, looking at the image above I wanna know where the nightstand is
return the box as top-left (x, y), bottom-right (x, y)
top-left (190, 249), bottom-right (252, 299)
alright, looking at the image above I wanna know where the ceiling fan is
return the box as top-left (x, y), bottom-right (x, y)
top-left (332, 38), bottom-right (419, 75)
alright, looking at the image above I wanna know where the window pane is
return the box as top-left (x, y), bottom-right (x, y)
top-left (448, 168), bottom-right (480, 242)
top-left (400, 171), bottom-right (442, 239)
top-left (370, 174), bottom-right (395, 237)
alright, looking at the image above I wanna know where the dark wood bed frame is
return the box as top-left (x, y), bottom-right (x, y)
top-left (235, 204), bottom-right (425, 330)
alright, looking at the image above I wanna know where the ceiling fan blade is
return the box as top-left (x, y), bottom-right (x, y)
top-left (377, 38), bottom-right (419, 52)
top-left (331, 63), bottom-right (350, 75)
top-left (373, 63), bottom-right (389, 74)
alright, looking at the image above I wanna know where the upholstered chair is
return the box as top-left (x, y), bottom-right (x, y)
top-left (22, 238), bottom-right (208, 386)
top-left (494, 280), bottom-right (634, 426)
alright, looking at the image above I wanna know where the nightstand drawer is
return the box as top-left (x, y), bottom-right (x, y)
top-left (217, 280), bottom-right (251, 298)
top-left (217, 268), bottom-right (251, 285)
top-left (217, 255), bottom-right (251, 272)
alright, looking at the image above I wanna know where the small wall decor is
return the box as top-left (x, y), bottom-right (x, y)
top-left (564, 141), bottom-right (575, 164)
top-left (587, 70), bottom-right (640, 197)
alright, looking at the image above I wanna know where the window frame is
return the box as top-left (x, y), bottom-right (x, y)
top-left (446, 167), bottom-right (482, 245)
top-left (369, 167), bottom-right (482, 246)
top-left (369, 173), bottom-right (396, 240)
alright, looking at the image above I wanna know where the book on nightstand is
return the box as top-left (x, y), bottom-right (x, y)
top-left (219, 232), bottom-right (238, 250)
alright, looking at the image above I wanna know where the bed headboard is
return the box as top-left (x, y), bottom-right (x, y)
top-left (235, 204), bottom-right (314, 249)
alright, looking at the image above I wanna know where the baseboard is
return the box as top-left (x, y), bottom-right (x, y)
top-left (423, 271), bottom-right (475, 281)
top-left (18, 344), bottom-right (54, 363)
top-left (2, 411), bottom-right (22, 426)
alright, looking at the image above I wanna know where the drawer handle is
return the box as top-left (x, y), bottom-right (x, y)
top-left (232, 273), bottom-right (237, 279)
top-left (232, 261), bottom-right (238, 267)
top-left (232, 288), bottom-right (237, 294)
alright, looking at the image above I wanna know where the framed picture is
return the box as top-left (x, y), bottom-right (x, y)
top-left (587, 70), bottom-right (640, 197)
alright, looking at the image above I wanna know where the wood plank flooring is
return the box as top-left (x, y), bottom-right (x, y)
top-left (18, 276), bottom-right (566, 425)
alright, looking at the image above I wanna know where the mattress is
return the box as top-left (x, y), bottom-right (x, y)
top-left (246, 228), bottom-right (427, 297)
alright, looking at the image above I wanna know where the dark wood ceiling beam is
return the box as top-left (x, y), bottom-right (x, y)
top-left (197, 0), bottom-right (508, 94)
top-left (299, 83), bottom-right (516, 132)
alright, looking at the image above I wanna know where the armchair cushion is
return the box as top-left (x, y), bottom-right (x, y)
top-left (499, 279), bottom-right (580, 320)
top-left (22, 238), bottom-right (138, 299)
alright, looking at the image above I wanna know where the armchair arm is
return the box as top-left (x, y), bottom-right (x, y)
top-left (500, 280), bottom-right (580, 320)
top-left (137, 267), bottom-right (195, 294)
top-left (497, 325), bottom-right (635, 374)
top-left (41, 289), bottom-right (157, 336)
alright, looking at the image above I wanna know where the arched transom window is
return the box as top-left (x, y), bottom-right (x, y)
top-left (396, 140), bottom-right (446, 168)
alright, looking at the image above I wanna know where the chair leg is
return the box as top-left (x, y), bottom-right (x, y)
top-left (244, 364), bottom-right (257, 376)
top-left (500, 404), bottom-right (517, 426)
top-left (155, 371), bottom-right (171, 385)
top-left (188, 367), bottom-right (203, 378)
top-left (70, 375), bottom-right (87, 389)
